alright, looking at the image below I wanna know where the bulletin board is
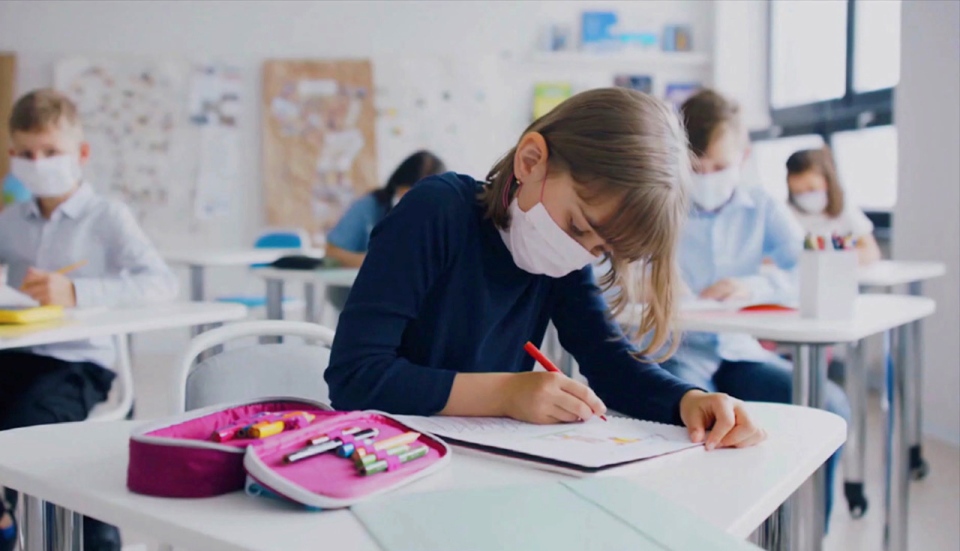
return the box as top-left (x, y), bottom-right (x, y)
top-left (262, 59), bottom-right (377, 241)
top-left (53, 57), bottom-right (244, 243)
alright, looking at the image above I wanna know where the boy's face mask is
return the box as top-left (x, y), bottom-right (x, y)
top-left (688, 164), bottom-right (741, 211)
top-left (10, 154), bottom-right (82, 198)
top-left (499, 172), bottom-right (599, 278)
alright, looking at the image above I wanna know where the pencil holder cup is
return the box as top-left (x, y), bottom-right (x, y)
top-left (799, 250), bottom-right (858, 320)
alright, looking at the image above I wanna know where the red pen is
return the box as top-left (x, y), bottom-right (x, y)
top-left (523, 341), bottom-right (608, 421)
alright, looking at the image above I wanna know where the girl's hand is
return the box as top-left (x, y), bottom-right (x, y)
top-left (20, 268), bottom-right (77, 307)
top-left (501, 372), bottom-right (607, 424)
top-left (679, 390), bottom-right (766, 450)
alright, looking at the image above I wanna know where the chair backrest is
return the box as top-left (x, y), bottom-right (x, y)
top-left (254, 228), bottom-right (310, 249)
top-left (173, 320), bottom-right (335, 413)
top-left (88, 334), bottom-right (135, 421)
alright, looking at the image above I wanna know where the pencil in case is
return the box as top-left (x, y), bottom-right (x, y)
top-left (127, 397), bottom-right (451, 508)
top-left (0, 305), bottom-right (64, 324)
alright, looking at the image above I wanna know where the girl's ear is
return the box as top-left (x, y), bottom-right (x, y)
top-left (78, 141), bottom-right (91, 165)
top-left (513, 132), bottom-right (549, 184)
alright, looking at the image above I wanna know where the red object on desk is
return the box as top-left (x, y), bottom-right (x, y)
top-left (738, 304), bottom-right (796, 313)
top-left (523, 341), bottom-right (608, 421)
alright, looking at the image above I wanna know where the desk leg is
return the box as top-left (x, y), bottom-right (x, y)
top-left (905, 281), bottom-right (927, 479)
top-left (884, 326), bottom-right (911, 551)
top-left (189, 265), bottom-right (205, 302)
top-left (788, 344), bottom-right (828, 551)
top-left (261, 278), bottom-right (284, 344)
top-left (304, 282), bottom-right (317, 323)
top-left (21, 495), bottom-right (50, 551)
top-left (842, 339), bottom-right (869, 518)
top-left (750, 505), bottom-right (787, 550)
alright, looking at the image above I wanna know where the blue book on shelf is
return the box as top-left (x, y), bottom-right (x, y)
top-left (581, 11), bottom-right (619, 52)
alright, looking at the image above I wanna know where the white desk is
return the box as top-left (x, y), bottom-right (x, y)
top-left (668, 294), bottom-right (935, 551)
top-left (163, 249), bottom-right (323, 302)
top-left (254, 267), bottom-right (360, 322)
top-left (857, 259), bottom-right (946, 288)
top-left (0, 402), bottom-right (845, 551)
top-left (0, 302), bottom-right (248, 350)
top-left (855, 259), bottom-right (945, 484)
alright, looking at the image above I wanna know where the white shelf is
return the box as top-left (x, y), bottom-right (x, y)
top-left (524, 50), bottom-right (711, 69)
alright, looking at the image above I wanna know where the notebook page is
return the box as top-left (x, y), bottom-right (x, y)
top-left (394, 415), bottom-right (699, 469)
top-left (0, 285), bottom-right (39, 308)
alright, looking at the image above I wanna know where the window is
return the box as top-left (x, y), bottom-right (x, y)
top-left (766, 0), bottom-right (898, 129)
top-left (831, 125), bottom-right (898, 211)
top-left (853, 0), bottom-right (901, 92)
top-left (769, 0), bottom-right (848, 109)
top-left (746, 134), bottom-right (826, 202)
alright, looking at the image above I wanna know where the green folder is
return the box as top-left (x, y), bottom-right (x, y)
top-left (351, 477), bottom-right (759, 551)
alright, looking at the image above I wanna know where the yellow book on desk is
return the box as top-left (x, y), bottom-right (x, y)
top-left (0, 305), bottom-right (65, 325)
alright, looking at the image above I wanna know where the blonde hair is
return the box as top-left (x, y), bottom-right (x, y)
top-left (9, 88), bottom-right (82, 137)
top-left (481, 88), bottom-right (691, 360)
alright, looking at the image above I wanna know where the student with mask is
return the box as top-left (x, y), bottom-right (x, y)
top-left (0, 89), bottom-right (178, 551)
top-left (662, 88), bottom-right (850, 523)
top-left (324, 150), bottom-right (446, 268)
top-left (786, 147), bottom-right (881, 265)
top-left (326, 88), bottom-right (766, 450)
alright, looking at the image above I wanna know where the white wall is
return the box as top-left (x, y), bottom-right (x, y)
top-left (894, 0), bottom-right (960, 446)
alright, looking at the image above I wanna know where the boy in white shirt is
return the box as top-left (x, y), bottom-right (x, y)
top-left (0, 89), bottom-right (178, 551)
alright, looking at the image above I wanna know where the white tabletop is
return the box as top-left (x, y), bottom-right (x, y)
top-left (163, 249), bottom-right (323, 268)
top-left (0, 302), bottom-right (248, 350)
top-left (0, 403), bottom-right (844, 551)
top-left (620, 294), bottom-right (935, 344)
top-left (677, 294), bottom-right (934, 344)
top-left (857, 260), bottom-right (946, 287)
top-left (254, 267), bottom-right (360, 287)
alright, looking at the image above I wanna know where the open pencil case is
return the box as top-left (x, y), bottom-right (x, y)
top-left (127, 397), bottom-right (452, 509)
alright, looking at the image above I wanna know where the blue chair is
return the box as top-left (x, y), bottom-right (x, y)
top-left (216, 229), bottom-right (309, 311)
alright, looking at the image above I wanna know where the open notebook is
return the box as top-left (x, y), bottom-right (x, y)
top-left (393, 415), bottom-right (700, 475)
top-left (0, 284), bottom-right (39, 308)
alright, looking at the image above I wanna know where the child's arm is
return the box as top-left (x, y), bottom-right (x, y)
top-left (856, 234), bottom-right (882, 265)
top-left (733, 196), bottom-right (804, 304)
top-left (324, 244), bottom-right (366, 268)
top-left (549, 267), bottom-right (701, 425)
top-left (70, 203), bottom-right (178, 307)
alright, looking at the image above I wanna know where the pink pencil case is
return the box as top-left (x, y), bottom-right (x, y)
top-left (128, 397), bottom-right (451, 508)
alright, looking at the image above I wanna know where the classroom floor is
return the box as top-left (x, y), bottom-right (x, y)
top-left (116, 352), bottom-right (960, 550)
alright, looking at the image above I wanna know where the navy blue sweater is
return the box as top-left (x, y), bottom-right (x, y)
top-left (326, 173), bottom-right (697, 425)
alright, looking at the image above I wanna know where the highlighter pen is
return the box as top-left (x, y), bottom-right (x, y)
top-left (350, 431), bottom-right (421, 460)
top-left (285, 427), bottom-right (379, 463)
top-left (523, 341), bottom-right (608, 421)
top-left (360, 445), bottom-right (430, 476)
top-left (355, 445), bottom-right (411, 468)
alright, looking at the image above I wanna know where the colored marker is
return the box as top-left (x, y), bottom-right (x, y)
top-left (351, 431), bottom-right (421, 460)
top-left (248, 420), bottom-right (285, 439)
top-left (523, 341), bottom-right (608, 421)
top-left (308, 426), bottom-right (364, 446)
top-left (285, 427), bottom-right (379, 463)
top-left (355, 444), bottom-right (412, 467)
top-left (361, 445), bottom-right (430, 476)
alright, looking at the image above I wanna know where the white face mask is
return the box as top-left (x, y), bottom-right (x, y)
top-left (498, 194), bottom-right (599, 278)
top-left (10, 155), bottom-right (82, 198)
top-left (792, 191), bottom-right (828, 214)
top-left (689, 165), bottom-right (741, 211)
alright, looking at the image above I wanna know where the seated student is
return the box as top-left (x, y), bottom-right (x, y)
top-left (0, 89), bottom-right (178, 551)
top-left (786, 147), bottom-right (882, 265)
top-left (661, 88), bottom-right (850, 522)
top-left (326, 88), bottom-right (766, 451)
top-left (324, 150), bottom-right (446, 268)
